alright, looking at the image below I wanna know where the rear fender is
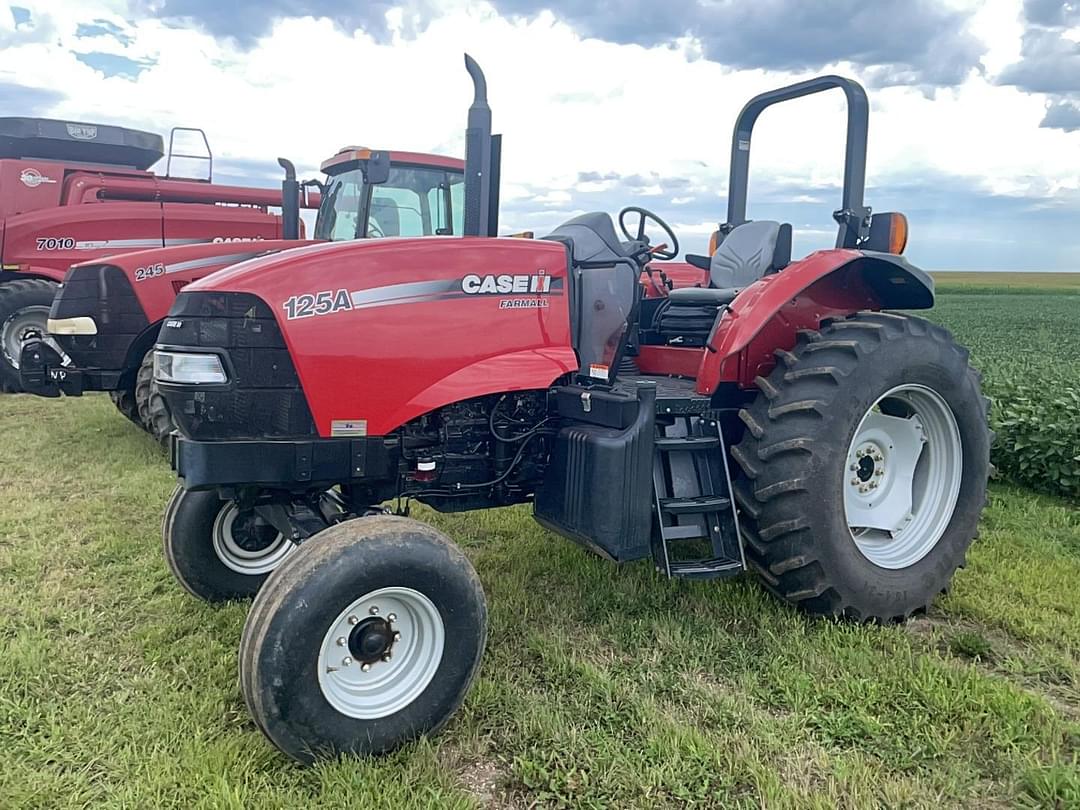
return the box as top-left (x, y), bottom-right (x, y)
top-left (696, 249), bottom-right (934, 392)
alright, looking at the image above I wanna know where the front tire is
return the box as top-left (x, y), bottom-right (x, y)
top-left (239, 516), bottom-right (487, 764)
top-left (731, 312), bottom-right (990, 622)
top-left (163, 487), bottom-right (297, 602)
top-left (0, 278), bottom-right (59, 392)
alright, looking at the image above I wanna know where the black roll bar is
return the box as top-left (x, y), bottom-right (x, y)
top-left (463, 54), bottom-right (501, 237)
top-left (725, 75), bottom-right (871, 249)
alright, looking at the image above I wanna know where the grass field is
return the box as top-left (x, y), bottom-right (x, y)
top-left (1, 276), bottom-right (1078, 808)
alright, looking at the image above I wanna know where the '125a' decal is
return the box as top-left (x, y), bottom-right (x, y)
top-left (283, 289), bottom-right (353, 320)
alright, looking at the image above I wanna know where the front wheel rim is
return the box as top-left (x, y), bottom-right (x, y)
top-left (844, 384), bottom-right (963, 569)
top-left (211, 503), bottom-right (294, 576)
top-left (317, 587), bottom-right (445, 719)
top-left (1, 305), bottom-right (54, 368)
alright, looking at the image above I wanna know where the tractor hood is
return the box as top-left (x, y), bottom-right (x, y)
top-left (158, 235), bottom-right (576, 440)
top-left (183, 236), bottom-right (473, 293)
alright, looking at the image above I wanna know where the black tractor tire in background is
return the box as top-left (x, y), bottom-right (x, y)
top-left (730, 312), bottom-right (990, 623)
top-left (163, 486), bottom-right (299, 602)
top-left (0, 278), bottom-right (59, 392)
top-left (239, 516), bottom-right (487, 764)
top-left (110, 386), bottom-right (142, 426)
top-left (135, 350), bottom-right (174, 444)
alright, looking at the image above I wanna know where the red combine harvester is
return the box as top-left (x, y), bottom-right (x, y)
top-left (0, 117), bottom-right (305, 392)
top-left (156, 56), bottom-right (990, 763)
top-left (19, 146), bottom-right (465, 439)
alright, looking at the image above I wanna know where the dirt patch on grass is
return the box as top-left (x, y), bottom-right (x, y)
top-left (442, 749), bottom-right (523, 809)
top-left (904, 612), bottom-right (1080, 722)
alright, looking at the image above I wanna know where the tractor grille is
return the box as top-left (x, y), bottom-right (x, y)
top-left (50, 264), bottom-right (148, 370)
top-left (156, 291), bottom-right (317, 440)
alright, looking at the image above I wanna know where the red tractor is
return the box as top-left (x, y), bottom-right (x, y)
top-left (0, 117), bottom-right (304, 392)
top-left (156, 56), bottom-right (990, 763)
top-left (19, 146), bottom-right (465, 439)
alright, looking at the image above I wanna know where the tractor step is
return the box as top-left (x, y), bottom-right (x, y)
top-left (668, 559), bottom-right (744, 580)
top-left (659, 494), bottom-right (731, 515)
top-left (651, 412), bottom-right (745, 580)
top-left (655, 435), bottom-right (720, 451)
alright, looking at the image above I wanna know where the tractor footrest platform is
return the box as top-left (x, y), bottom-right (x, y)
top-left (615, 374), bottom-right (711, 415)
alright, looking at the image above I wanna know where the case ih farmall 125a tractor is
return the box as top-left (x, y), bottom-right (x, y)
top-left (0, 117), bottom-right (305, 393)
top-left (155, 56), bottom-right (990, 763)
top-left (19, 147), bottom-right (465, 440)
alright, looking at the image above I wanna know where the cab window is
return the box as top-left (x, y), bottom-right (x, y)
top-left (314, 164), bottom-right (465, 240)
top-left (369, 166), bottom-right (464, 237)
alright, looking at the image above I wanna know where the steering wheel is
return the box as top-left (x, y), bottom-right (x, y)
top-left (618, 206), bottom-right (679, 261)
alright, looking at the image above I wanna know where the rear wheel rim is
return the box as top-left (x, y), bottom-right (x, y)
top-left (844, 384), bottom-right (963, 569)
top-left (317, 587), bottom-right (445, 719)
top-left (211, 503), bottom-right (294, 576)
top-left (1, 305), bottom-right (53, 369)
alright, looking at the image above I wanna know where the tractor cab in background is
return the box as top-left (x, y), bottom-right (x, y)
top-left (315, 148), bottom-right (465, 240)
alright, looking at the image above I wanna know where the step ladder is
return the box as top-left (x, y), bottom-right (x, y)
top-left (651, 412), bottom-right (745, 579)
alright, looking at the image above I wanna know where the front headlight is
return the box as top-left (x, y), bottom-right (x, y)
top-left (154, 351), bottom-right (228, 384)
top-left (47, 316), bottom-right (98, 335)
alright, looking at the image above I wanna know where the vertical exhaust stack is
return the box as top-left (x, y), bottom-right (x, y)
top-left (463, 54), bottom-right (501, 237)
top-left (277, 157), bottom-right (300, 240)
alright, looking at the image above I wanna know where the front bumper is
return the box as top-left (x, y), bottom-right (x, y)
top-left (172, 434), bottom-right (396, 491)
top-left (18, 338), bottom-right (123, 397)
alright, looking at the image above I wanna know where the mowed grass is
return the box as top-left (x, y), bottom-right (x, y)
top-left (1, 274), bottom-right (1079, 808)
top-left (1, 394), bottom-right (1078, 808)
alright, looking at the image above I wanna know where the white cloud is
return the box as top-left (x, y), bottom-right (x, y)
top-left (0, 0), bottom-right (1076, 268)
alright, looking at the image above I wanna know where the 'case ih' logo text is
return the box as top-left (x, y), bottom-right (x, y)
top-left (66, 123), bottom-right (98, 140)
top-left (19, 168), bottom-right (57, 188)
top-left (461, 272), bottom-right (551, 295)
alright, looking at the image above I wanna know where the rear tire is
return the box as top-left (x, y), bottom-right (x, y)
top-left (731, 312), bottom-right (990, 622)
top-left (135, 350), bottom-right (174, 444)
top-left (163, 486), bottom-right (297, 602)
top-left (0, 278), bottom-right (59, 392)
top-left (239, 516), bottom-right (487, 764)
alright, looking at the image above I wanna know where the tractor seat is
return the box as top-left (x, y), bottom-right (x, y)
top-left (544, 212), bottom-right (637, 266)
top-left (654, 220), bottom-right (792, 344)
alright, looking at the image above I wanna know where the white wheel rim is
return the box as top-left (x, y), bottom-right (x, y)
top-left (2, 305), bottom-right (66, 369)
top-left (211, 503), bottom-right (294, 576)
top-left (844, 384), bottom-right (963, 569)
top-left (317, 587), bottom-right (445, 720)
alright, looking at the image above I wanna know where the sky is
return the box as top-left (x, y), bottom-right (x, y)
top-left (2, 0), bottom-right (1078, 271)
